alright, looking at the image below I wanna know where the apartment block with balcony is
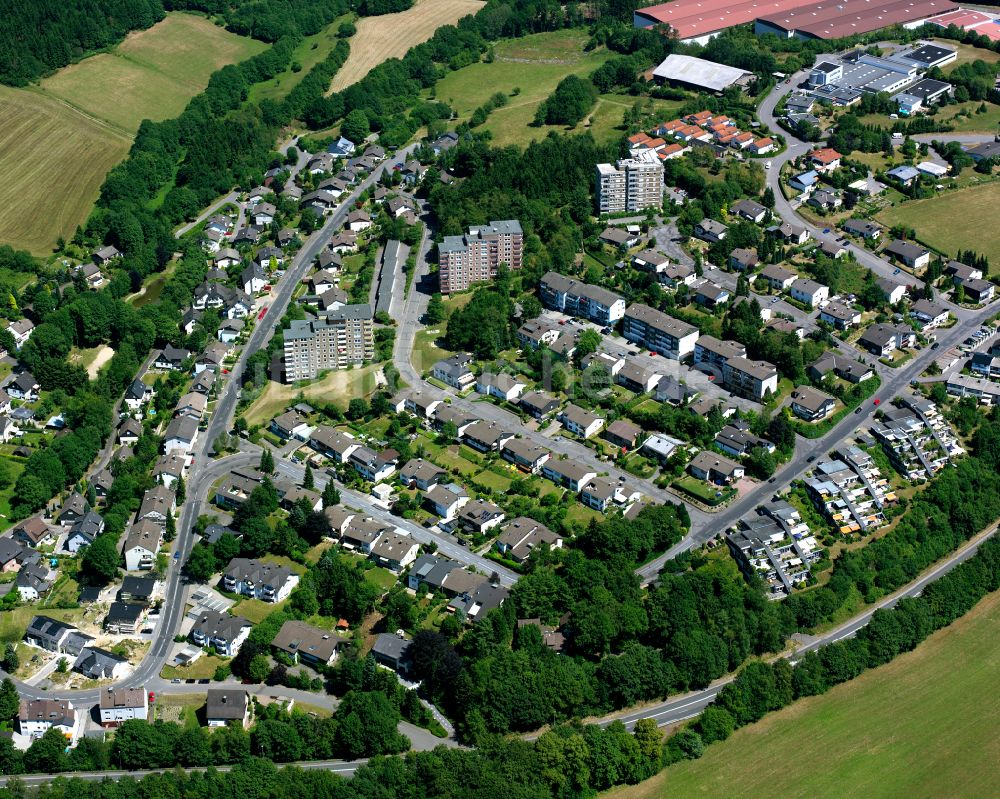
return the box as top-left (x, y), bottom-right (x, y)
top-left (622, 303), bottom-right (698, 359)
top-left (539, 272), bottom-right (626, 325)
top-left (595, 159), bottom-right (663, 214)
top-left (438, 220), bottom-right (523, 294)
top-left (283, 305), bottom-right (374, 382)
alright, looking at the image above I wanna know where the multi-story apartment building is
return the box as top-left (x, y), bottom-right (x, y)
top-left (283, 305), bottom-right (374, 381)
top-left (438, 220), bottom-right (523, 294)
top-left (595, 159), bottom-right (663, 214)
top-left (622, 303), bottom-right (698, 359)
top-left (693, 335), bottom-right (747, 370)
top-left (721, 356), bottom-right (778, 401)
top-left (539, 272), bottom-right (626, 325)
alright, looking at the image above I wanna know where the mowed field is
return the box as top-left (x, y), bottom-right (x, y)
top-left (0, 13), bottom-right (265, 254)
top-left (328, 0), bottom-right (484, 92)
top-left (605, 589), bottom-right (1000, 799)
top-left (877, 181), bottom-right (1000, 265)
top-left (39, 13), bottom-right (266, 132)
top-left (432, 30), bottom-right (681, 147)
top-left (0, 87), bottom-right (131, 254)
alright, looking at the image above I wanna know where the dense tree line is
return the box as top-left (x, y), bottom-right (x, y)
top-left (0, 0), bottom-right (164, 86)
top-left (533, 75), bottom-right (597, 126)
top-left (167, 0), bottom-right (352, 41)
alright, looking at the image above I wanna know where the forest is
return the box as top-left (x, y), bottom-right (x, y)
top-left (0, 0), bottom-right (164, 86)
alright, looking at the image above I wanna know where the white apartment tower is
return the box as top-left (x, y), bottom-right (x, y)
top-left (595, 159), bottom-right (663, 214)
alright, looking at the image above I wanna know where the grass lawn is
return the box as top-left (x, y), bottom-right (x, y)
top-left (364, 566), bottom-right (399, 592)
top-left (432, 30), bottom-right (615, 148)
top-left (0, 607), bottom-right (84, 643)
top-left (877, 181), bottom-right (1000, 265)
top-left (412, 328), bottom-right (450, 374)
top-left (232, 597), bottom-right (290, 624)
top-left (154, 693), bottom-right (205, 728)
top-left (261, 554), bottom-right (308, 575)
top-left (0, 458), bottom-right (24, 520)
top-left (672, 474), bottom-right (734, 506)
top-left (304, 540), bottom-right (335, 565)
top-left (243, 363), bottom-right (382, 426)
top-left (565, 503), bottom-right (604, 526)
top-left (472, 468), bottom-right (513, 492)
top-left (936, 40), bottom-right (1000, 72)
top-left (606, 589), bottom-right (1000, 799)
top-left (937, 100), bottom-right (1000, 134)
top-left (160, 654), bottom-right (228, 681)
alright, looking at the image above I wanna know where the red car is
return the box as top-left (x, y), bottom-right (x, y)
top-left (873, 398), bottom-right (881, 406)
top-left (258, 306), bottom-right (269, 321)
top-left (148, 692), bottom-right (156, 704)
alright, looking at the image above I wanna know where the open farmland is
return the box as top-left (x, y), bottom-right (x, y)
top-left (0, 13), bottom-right (264, 254)
top-left (604, 589), bottom-right (1000, 799)
top-left (39, 13), bottom-right (266, 133)
top-left (328, 0), bottom-right (484, 93)
top-left (249, 15), bottom-right (351, 103)
top-left (0, 87), bottom-right (131, 254)
top-left (877, 181), bottom-right (1000, 266)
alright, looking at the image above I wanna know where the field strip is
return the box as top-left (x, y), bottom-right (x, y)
top-left (328, 0), bottom-right (484, 94)
top-left (24, 87), bottom-right (133, 140)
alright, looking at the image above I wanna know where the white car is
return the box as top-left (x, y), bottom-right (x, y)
top-left (765, 161), bottom-right (772, 170)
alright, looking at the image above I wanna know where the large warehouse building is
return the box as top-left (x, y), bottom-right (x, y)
top-left (755, 0), bottom-right (957, 39)
top-left (634, 0), bottom-right (821, 44)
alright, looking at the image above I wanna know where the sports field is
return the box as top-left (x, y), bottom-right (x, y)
top-left (328, 0), bottom-right (484, 93)
top-left (0, 13), bottom-right (264, 254)
top-left (877, 181), bottom-right (1000, 266)
top-left (605, 589), bottom-right (1000, 799)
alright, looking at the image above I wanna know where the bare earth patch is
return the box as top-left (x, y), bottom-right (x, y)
top-left (328, 0), bottom-right (484, 93)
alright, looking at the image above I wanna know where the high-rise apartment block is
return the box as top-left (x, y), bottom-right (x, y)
top-left (595, 159), bottom-right (663, 214)
top-left (438, 220), bottom-right (524, 294)
top-left (283, 305), bottom-right (374, 382)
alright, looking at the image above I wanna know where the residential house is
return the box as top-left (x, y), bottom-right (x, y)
top-left (541, 460), bottom-right (597, 492)
top-left (818, 301), bottom-right (862, 329)
top-left (271, 620), bottom-right (345, 667)
top-left (65, 511), bottom-right (104, 553)
top-left (603, 418), bottom-right (643, 449)
top-left (632, 249), bottom-right (671, 275)
top-left (758, 264), bottom-right (797, 291)
top-left (163, 415), bottom-right (198, 455)
top-left (424, 483), bottom-right (469, 520)
top-left (772, 222), bottom-right (811, 245)
top-left (7, 372), bottom-right (39, 401)
top-left (123, 378), bottom-right (154, 413)
top-left (24, 616), bottom-right (92, 655)
top-left (887, 165), bottom-right (921, 186)
top-left (104, 602), bottom-right (145, 634)
top-left (223, 558), bottom-right (299, 603)
top-left (12, 517), bottom-right (52, 548)
top-left (810, 147), bottom-right (842, 172)
top-left (18, 699), bottom-right (82, 744)
top-left (500, 438), bottom-right (551, 474)
top-left (808, 188), bottom-right (842, 211)
top-left (458, 499), bottom-right (505, 534)
top-left (122, 519), bottom-right (162, 571)
top-left (349, 446), bottom-right (397, 483)
top-left (371, 633), bottom-right (412, 675)
top-left (369, 533), bottom-right (420, 572)
top-left (689, 450), bottom-right (745, 484)
top-left (858, 323), bottom-right (916, 357)
top-left (475, 373), bottom-right (526, 402)
top-left (206, 690), bottom-right (250, 728)
top-left (789, 278), bottom-right (829, 307)
top-left (694, 218), bottom-right (728, 243)
top-left (693, 281), bottom-right (730, 308)
top-left (580, 478), bottom-right (642, 513)
top-left (448, 582), bottom-right (510, 625)
top-left (118, 416), bottom-right (142, 447)
top-left (17, 562), bottom-right (53, 601)
top-left (960, 278), bottom-right (994, 304)
top-left (731, 199), bottom-right (767, 223)
top-left (270, 410), bottom-right (312, 441)
top-left (118, 575), bottom-right (157, 604)
top-left (842, 218), bottom-right (883, 241)
top-left (308, 426), bottom-right (361, 463)
top-left (729, 248), bottom-right (759, 272)
top-left (432, 354), bottom-right (475, 390)
top-left (945, 260), bottom-right (983, 283)
top-left (714, 424), bottom-right (775, 458)
top-left (559, 404), bottom-right (604, 439)
top-left (495, 518), bottom-right (563, 564)
top-left (463, 420), bottom-right (515, 453)
top-left (616, 361), bottom-right (662, 394)
top-left (98, 687), bottom-right (149, 726)
top-left (789, 170), bottom-right (819, 193)
top-left (398, 459), bottom-right (446, 491)
top-left (910, 299), bottom-right (949, 329)
top-left (877, 277), bottom-right (908, 305)
top-left (152, 454), bottom-right (186, 489)
top-left (154, 345), bottom-right (190, 371)
top-left (191, 611), bottom-right (253, 656)
top-left (884, 240), bottom-right (930, 270)
top-left (518, 390), bottom-right (561, 419)
top-left (790, 385), bottom-right (838, 421)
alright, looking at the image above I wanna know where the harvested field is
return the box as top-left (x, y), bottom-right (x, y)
top-left (328, 0), bottom-right (484, 93)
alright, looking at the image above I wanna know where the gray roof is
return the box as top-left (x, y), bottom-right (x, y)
top-left (206, 689), bottom-right (248, 720)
